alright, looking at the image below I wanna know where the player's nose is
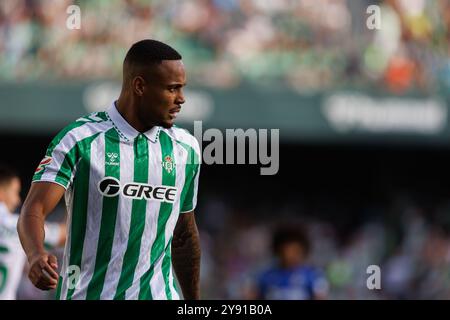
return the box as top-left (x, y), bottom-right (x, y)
top-left (176, 89), bottom-right (185, 105)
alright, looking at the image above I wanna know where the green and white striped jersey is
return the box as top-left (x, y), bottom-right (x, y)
top-left (32, 102), bottom-right (201, 300)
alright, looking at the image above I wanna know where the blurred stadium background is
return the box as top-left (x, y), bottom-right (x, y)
top-left (1, 0), bottom-right (450, 299)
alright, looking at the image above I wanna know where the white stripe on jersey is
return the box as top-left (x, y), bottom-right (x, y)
top-left (101, 141), bottom-right (135, 299)
top-left (149, 253), bottom-right (166, 299)
top-left (191, 164), bottom-right (201, 212)
top-left (168, 264), bottom-right (180, 300)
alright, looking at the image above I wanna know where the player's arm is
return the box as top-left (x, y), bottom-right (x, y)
top-left (17, 182), bottom-right (66, 290)
top-left (171, 211), bottom-right (201, 300)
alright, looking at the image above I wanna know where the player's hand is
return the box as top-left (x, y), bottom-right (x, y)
top-left (28, 252), bottom-right (59, 290)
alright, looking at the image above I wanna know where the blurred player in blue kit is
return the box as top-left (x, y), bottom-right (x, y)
top-left (255, 225), bottom-right (329, 300)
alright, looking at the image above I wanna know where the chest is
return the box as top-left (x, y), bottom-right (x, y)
top-left (72, 136), bottom-right (190, 204)
top-left (264, 271), bottom-right (313, 300)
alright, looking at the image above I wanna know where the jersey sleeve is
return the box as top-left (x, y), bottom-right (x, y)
top-left (32, 125), bottom-right (81, 190)
top-left (180, 140), bottom-right (201, 213)
top-left (43, 222), bottom-right (62, 249)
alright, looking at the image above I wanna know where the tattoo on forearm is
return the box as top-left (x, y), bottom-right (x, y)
top-left (172, 214), bottom-right (201, 300)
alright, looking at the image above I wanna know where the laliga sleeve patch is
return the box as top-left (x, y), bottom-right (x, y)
top-left (35, 156), bottom-right (53, 174)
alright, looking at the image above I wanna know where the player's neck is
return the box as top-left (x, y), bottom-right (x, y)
top-left (279, 258), bottom-right (303, 269)
top-left (116, 95), bottom-right (155, 134)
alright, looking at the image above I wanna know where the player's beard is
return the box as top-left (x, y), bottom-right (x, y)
top-left (160, 119), bottom-right (174, 129)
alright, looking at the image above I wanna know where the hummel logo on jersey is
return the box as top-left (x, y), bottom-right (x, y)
top-left (162, 155), bottom-right (174, 174)
top-left (98, 177), bottom-right (178, 203)
top-left (106, 152), bottom-right (119, 166)
top-left (35, 156), bottom-right (52, 174)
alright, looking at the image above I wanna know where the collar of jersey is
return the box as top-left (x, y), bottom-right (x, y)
top-left (106, 101), bottom-right (160, 143)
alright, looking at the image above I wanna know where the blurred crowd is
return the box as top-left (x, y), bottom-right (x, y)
top-left (198, 194), bottom-right (450, 299)
top-left (1, 0), bottom-right (450, 93)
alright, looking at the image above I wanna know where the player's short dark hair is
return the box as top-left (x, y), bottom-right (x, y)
top-left (124, 39), bottom-right (182, 68)
top-left (271, 224), bottom-right (310, 256)
top-left (0, 165), bottom-right (18, 187)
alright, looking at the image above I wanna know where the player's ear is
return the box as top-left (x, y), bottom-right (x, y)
top-left (132, 76), bottom-right (146, 96)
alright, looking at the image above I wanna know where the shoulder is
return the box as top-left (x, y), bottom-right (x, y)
top-left (50, 111), bottom-right (112, 147)
top-left (163, 126), bottom-right (201, 158)
top-left (69, 111), bottom-right (111, 136)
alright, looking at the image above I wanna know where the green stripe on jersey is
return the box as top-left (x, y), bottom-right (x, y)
top-left (114, 134), bottom-right (149, 299)
top-left (139, 131), bottom-right (176, 300)
top-left (53, 141), bottom-right (81, 188)
top-left (95, 112), bottom-right (108, 122)
top-left (55, 276), bottom-right (63, 300)
top-left (176, 141), bottom-right (200, 213)
top-left (86, 129), bottom-right (121, 299)
top-left (66, 132), bottom-right (101, 300)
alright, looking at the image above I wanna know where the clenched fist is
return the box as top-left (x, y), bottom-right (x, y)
top-left (28, 252), bottom-right (59, 290)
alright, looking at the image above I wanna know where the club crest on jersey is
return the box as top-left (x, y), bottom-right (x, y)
top-left (162, 155), bottom-right (174, 174)
top-left (106, 152), bottom-right (119, 166)
top-left (35, 156), bottom-right (52, 174)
